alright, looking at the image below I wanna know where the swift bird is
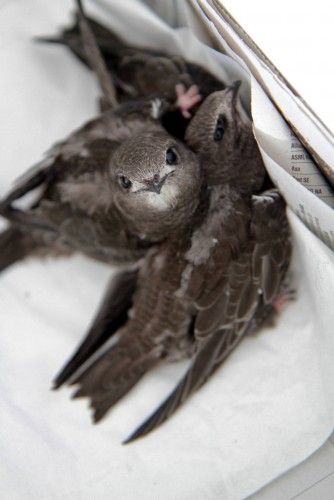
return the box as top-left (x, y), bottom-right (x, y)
top-left (0, 119), bottom-right (203, 389)
top-left (58, 83), bottom-right (291, 443)
top-left (185, 80), bottom-right (265, 190)
top-left (0, 0), bottom-right (205, 386)
top-left (37, 11), bottom-right (224, 110)
top-left (0, 0), bottom-right (205, 272)
top-left (0, 118), bottom-right (202, 270)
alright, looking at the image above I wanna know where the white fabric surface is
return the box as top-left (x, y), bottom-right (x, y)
top-left (0, 1), bottom-right (334, 499)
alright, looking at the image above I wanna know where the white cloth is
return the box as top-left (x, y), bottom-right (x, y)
top-left (0, 1), bottom-right (333, 499)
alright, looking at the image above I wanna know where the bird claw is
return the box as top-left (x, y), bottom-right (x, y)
top-left (273, 286), bottom-right (296, 313)
top-left (175, 83), bottom-right (202, 119)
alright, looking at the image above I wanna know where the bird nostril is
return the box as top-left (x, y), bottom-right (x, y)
top-left (143, 174), bottom-right (166, 193)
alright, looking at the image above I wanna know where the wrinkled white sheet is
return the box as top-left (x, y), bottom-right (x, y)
top-left (0, 1), bottom-right (334, 499)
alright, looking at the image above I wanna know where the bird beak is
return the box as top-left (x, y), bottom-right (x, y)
top-left (143, 174), bottom-right (168, 194)
top-left (227, 80), bottom-right (242, 99)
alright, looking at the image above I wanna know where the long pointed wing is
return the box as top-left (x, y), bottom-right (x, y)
top-left (75, 0), bottom-right (118, 108)
top-left (65, 241), bottom-right (191, 422)
top-left (0, 164), bottom-right (52, 212)
top-left (0, 138), bottom-right (117, 233)
top-left (71, 328), bottom-right (162, 423)
top-left (67, 244), bottom-right (180, 422)
top-left (125, 189), bottom-right (291, 442)
top-left (124, 327), bottom-right (244, 443)
top-left (53, 268), bottom-right (138, 389)
top-left (64, 187), bottom-right (290, 439)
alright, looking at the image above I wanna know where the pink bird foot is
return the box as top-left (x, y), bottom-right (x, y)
top-left (273, 286), bottom-right (296, 313)
top-left (175, 83), bottom-right (202, 119)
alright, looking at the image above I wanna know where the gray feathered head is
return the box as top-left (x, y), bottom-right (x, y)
top-left (109, 130), bottom-right (202, 241)
top-left (185, 82), bottom-right (265, 193)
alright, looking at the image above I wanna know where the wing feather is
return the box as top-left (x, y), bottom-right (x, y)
top-left (124, 188), bottom-right (291, 442)
top-left (53, 268), bottom-right (137, 388)
top-left (62, 187), bottom-right (290, 441)
top-left (124, 327), bottom-right (244, 443)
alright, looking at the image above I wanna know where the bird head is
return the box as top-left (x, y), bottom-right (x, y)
top-left (109, 130), bottom-right (202, 241)
top-left (185, 81), bottom-right (265, 193)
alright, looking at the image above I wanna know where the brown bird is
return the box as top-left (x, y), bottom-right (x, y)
top-left (0, 109), bottom-right (202, 271)
top-left (0, 0), bottom-right (207, 274)
top-left (53, 82), bottom-right (270, 388)
top-left (0, 117), bottom-right (203, 390)
top-left (0, 1), bottom-right (207, 389)
top-left (37, 11), bottom-right (224, 108)
top-left (185, 80), bottom-right (265, 191)
top-left (59, 83), bottom-right (291, 443)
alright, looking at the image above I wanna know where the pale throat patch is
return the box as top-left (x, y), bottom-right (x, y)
top-left (146, 183), bottom-right (179, 210)
top-left (150, 98), bottom-right (163, 119)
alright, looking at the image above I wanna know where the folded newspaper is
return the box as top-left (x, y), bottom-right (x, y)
top-left (145, 0), bottom-right (334, 250)
top-left (0, 1), bottom-right (333, 499)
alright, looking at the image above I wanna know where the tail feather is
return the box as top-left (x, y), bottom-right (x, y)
top-left (53, 269), bottom-right (137, 389)
top-left (36, 14), bottom-right (126, 70)
top-left (71, 335), bottom-right (160, 423)
top-left (0, 227), bottom-right (37, 273)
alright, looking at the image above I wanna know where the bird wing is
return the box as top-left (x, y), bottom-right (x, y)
top-left (75, 0), bottom-right (118, 109)
top-left (71, 326), bottom-right (163, 424)
top-left (1, 92), bottom-right (165, 219)
top-left (36, 13), bottom-right (160, 72)
top-left (0, 137), bottom-right (118, 236)
top-left (38, 13), bottom-right (224, 103)
top-left (124, 188), bottom-right (291, 442)
top-left (53, 268), bottom-right (138, 389)
top-left (0, 109), bottom-right (120, 213)
top-left (66, 228), bottom-right (196, 419)
top-left (1, 137), bottom-right (140, 266)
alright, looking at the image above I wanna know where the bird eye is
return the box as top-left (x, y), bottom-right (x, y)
top-left (118, 175), bottom-right (132, 190)
top-left (213, 115), bottom-right (226, 142)
top-left (166, 147), bottom-right (178, 165)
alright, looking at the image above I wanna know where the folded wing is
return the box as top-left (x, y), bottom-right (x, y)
top-left (125, 188), bottom-right (291, 442)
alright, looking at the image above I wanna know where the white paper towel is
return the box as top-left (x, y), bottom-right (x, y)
top-left (0, 1), bottom-right (333, 499)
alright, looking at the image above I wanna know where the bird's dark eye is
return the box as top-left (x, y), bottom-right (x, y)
top-left (213, 115), bottom-right (226, 142)
top-left (214, 126), bottom-right (224, 142)
top-left (119, 175), bottom-right (132, 189)
top-left (166, 147), bottom-right (178, 165)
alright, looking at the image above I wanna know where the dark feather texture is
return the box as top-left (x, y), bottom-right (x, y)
top-left (0, 99), bottom-right (202, 269)
top-left (68, 185), bottom-right (290, 442)
top-left (38, 12), bottom-right (225, 103)
top-left (54, 268), bottom-right (138, 388)
top-left (123, 328), bottom-right (242, 443)
top-left (1, 12), bottom-right (292, 444)
top-left (0, 227), bottom-right (38, 273)
top-left (75, 0), bottom-right (118, 108)
top-left (51, 85), bottom-right (291, 442)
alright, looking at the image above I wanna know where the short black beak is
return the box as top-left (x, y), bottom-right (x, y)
top-left (227, 80), bottom-right (242, 98)
top-left (143, 174), bottom-right (168, 194)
